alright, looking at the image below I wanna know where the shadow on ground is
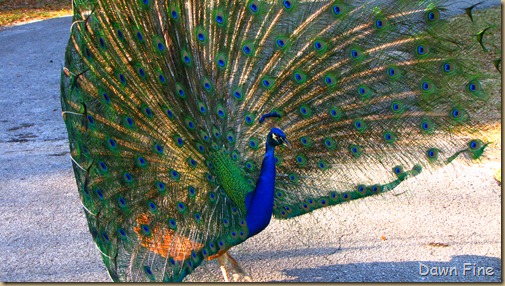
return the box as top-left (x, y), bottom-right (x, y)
top-left (271, 254), bottom-right (501, 282)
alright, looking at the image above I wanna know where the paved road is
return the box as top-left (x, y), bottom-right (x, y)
top-left (0, 1), bottom-right (501, 282)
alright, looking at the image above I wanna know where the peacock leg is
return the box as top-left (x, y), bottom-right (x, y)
top-left (217, 252), bottom-right (252, 282)
top-left (219, 262), bottom-right (230, 282)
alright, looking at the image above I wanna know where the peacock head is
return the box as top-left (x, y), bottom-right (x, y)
top-left (267, 128), bottom-right (290, 148)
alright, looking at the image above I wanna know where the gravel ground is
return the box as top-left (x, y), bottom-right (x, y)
top-left (0, 1), bottom-right (501, 282)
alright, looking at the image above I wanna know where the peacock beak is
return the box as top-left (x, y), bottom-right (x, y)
top-left (282, 138), bottom-right (291, 149)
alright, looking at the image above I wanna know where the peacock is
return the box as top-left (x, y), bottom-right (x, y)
top-left (60, 0), bottom-right (498, 282)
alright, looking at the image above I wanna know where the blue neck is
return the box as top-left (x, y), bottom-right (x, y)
top-left (245, 143), bottom-right (276, 238)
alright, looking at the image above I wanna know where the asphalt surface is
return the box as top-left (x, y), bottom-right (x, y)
top-left (0, 1), bottom-right (501, 282)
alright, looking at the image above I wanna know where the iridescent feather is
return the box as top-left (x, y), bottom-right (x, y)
top-left (61, 0), bottom-right (496, 282)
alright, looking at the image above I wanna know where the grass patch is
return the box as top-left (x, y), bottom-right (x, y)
top-left (0, 0), bottom-right (72, 28)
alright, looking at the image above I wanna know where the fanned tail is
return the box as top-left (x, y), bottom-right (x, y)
top-left (60, 0), bottom-right (499, 281)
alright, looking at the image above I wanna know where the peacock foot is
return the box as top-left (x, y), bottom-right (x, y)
top-left (217, 252), bottom-right (253, 282)
top-left (232, 273), bottom-right (253, 282)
